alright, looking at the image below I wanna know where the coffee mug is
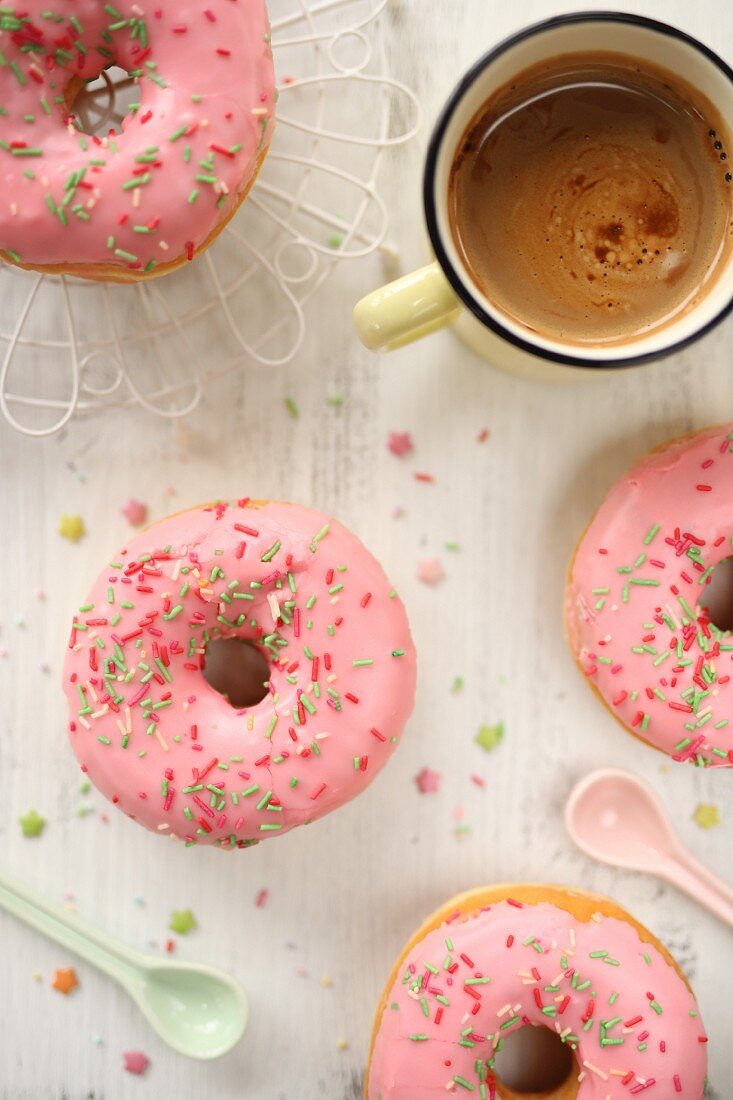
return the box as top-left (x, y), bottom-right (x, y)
top-left (353, 12), bottom-right (733, 379)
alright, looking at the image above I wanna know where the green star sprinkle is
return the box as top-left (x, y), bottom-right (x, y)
top-left (475, 722), bottom-right (504, 753)
top-left (19, 809), bottom-right (46, 838)
top-left (169, 908), bottom-right (197, 935)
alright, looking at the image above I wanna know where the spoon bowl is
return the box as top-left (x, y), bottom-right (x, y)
top-left (564, 767), bottom-right (683, 873)
top-left (137, 961), bottom-right (249, 1059)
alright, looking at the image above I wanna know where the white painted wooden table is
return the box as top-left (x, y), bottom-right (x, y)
top-left (2, 1), bottom-right (732, 1097)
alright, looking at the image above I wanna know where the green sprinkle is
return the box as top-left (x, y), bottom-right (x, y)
top-left (261, 540), bottom-right (281, 563)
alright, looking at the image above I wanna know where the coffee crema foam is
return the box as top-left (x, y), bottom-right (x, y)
top-left (448, 53), bottom-right (733, 346)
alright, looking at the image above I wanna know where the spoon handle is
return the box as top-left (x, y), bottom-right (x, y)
top-left (678, 848), bottom-right (733, 908)
top-left (0, 868), bottom-right (142, 985)
top-left (661, 855), bottom-right (733, 930)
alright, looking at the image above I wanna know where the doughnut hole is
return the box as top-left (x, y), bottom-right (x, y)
top-left (65, 65), bottom-right (140, 138)
top-left (492, 1025), bottom-right (575, 1094)
top-left (699, 555), bottom-right (733, 633)
top-left (202, 638), bottom-right (271, 709)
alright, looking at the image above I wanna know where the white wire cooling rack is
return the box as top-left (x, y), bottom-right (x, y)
top-left (0, 0), bottom-right (420, 436)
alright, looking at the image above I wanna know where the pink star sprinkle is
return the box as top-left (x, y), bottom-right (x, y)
top-left (417, 558), bottom-right (444, 585)
top-left (388, 431), bottom-right (413, 457)
top-left (122, 1051), bottom-right (150, 1076)
top-left (121, 499), bottom-right (148, 527)
top-left (414, 767), bottom-right (441, 794)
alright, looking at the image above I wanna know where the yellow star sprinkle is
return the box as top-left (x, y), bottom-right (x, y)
top-left (58, 515), bottom-right (86, 542)
top-left (693, 803), bottom-right (720, 830)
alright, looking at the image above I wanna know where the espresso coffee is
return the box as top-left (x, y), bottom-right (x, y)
top-left (448, 53), bottom-right (733, 345)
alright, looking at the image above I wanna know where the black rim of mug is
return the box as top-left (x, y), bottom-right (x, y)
top-left (422, 10), bottom-right (733, 370)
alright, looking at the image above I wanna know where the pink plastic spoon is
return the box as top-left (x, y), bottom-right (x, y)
top-left (565, 768), bottom-right (733, 928)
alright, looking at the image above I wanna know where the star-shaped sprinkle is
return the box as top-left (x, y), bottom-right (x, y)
top-left (414, 766), bottom-right (441, 794)
top-left (475, 722), bottom-right (504, 753)
top-left (52, 968), bottom-right (78, 995)
top-left (169, 908), bottom-right (197, 935)
top-left (58, 515), bottom-right (86, 542)
top-left (388, 431), bottom-right (413, 457)
top-left (417, 558), bottom-right (444, 585)
top-left (693, 803), bottom-right (720, 829)
top-left (122, 1050), bottom-right (150, 1076)
top-left (121, 498), bottom-right (148, 527)
top-left (19, 809), bottom-right (46, 838)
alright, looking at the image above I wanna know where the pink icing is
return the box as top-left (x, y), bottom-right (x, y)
top-left (368, 898), bottom-right (707, 1098)
top-left (566, 424), bottom-right (733, 766)
top-left (61, 500), bottom-right (416, 848)
top-left (0, 1), bottom-right (275, 273)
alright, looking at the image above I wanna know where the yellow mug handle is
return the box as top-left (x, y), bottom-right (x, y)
top-left (353, 262), bottom-right (461, 352)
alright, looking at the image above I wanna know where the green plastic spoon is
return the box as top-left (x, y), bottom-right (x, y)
top-left (0, 869), bottom-right (248, 1059)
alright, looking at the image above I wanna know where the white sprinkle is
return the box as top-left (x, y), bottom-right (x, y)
top-left (267, 591), bottom-right (280, 624)
top-left (583, 1061), bottom-right (609, 1081)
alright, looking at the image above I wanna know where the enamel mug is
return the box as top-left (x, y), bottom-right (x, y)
top-left (353, 12), bottom-right (733, 379)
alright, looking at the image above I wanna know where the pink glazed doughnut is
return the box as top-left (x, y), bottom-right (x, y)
top-left (0, 2), bottom-right (275, 280)
top-left (62, 500), bottom-right (417, 848)
top-left (566, 424), bottom-right (733, 767)
top-left (367, 884), bottom-right (708, 1099)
